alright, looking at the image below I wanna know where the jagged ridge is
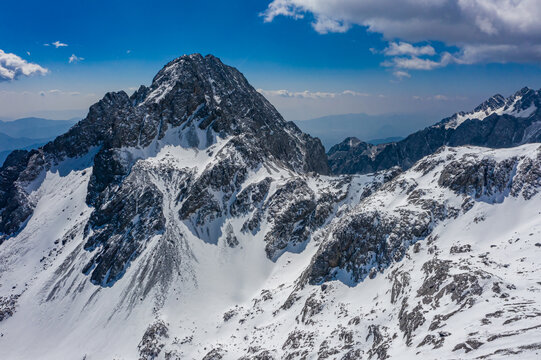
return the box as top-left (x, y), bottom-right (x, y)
top-left (0, 54), bottom-right (329, 285)
top-left (328, 87), bottom-right (541, 174)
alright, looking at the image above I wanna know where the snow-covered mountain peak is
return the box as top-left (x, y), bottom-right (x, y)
top-left (0, 54), bottom-right (329, 285)
top-left (439, 87), bottom-right (540, 129)
top-left (140, 53), bottom-right (250, 107)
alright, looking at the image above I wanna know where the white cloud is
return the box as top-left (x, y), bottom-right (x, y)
top-left (258, 89), bottom-right (291, 97)
top-left (52, 41), bottom-right (68, 48)
top-left (383, 52), bottom-right (457, 70)
top-left (69, 54), bottom-right (84, 63)
top-left (262, 0), bottom-right (541, 65)
top-left (312, 16), bottom-right (350, 34)
top-left (380, 42), bottom-right (445, 75)
top-left (413, 94), bottom-right (460, 101)
top-left (433, 94), bottom-right (449, 101)
top-left (342, 90), bottom-right (370, 96)
top-left (41, 89), bottom-right (82, 96)
top-left (393, 70), bottom-right (411, 79)
top-left (0, 49), bottom-right (49, 81)
top-left (257, 88), bottom-right (370, 99)
top-left (262, 0), bottom-right (305, 22)
top-left (384, 42), bottom-right (435, 57)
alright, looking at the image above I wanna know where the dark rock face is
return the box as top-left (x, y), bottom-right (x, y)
top-left (247, 172), bottom-right (397, 261)
top-left (327, 137), bottom-right (388, 174)
top-left (138, 320), bottom-right (169, 360)
top-left (230, 177), bottom-right (272, 217)
top-left (0, 149), bottom-right (45, 240)
top-left (328, 87), bottom-right (541, 175)
top-left (0, 54), bottom-right (329, 285)
top-left (438, 157), bottom-right (517, 200)
top-left (202, 348), bottom-right (225, 360)
top-left (438, 146), bottom-right (541, 201)
top-left (511, 150), bottom-right (541, 199)
top-left (262, 179), bottom-right (317, 259)
top-left (304, 203), bottom-right (444, 285)
top-left (0, 294), bottom-right (19, 322)
top-left (82, 163), bottom-right (166, 286)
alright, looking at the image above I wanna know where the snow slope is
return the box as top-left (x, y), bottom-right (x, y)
top-left (0, 143), bottom-right (540, 359)
top-left (0, 55), bottom-right (540, 359)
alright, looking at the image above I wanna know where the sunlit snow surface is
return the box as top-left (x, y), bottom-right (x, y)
top-left (0, 143), bottom-right (540, 359)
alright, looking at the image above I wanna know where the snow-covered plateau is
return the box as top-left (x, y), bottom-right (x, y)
top-left (0, 54), bottom-right (540, 360)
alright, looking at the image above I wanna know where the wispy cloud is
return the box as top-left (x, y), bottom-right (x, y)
top-left (44, 41), bottom-right (68, 48)
top-left (0, 49), bottom-right (48, 81)
top-left (52, 41), bottom-right (68, 48)
top-left (258, 89), bottom-right (370, 99)
top-left (433, 94), bottom-right (449, 101)
top-left (413, 94), bottom-right (464, 101)
top-left (342, 90), bottom-right (370, 96)
top-left (392, 70), bottom-right (411, 80)
top-left (43, 89), bottom-right (81, 96)
top-left (383, 52), bottom-right (457, 71)
top-left (69, 54), bottom-right (84, 63)
top-left (3, 89), bottom-right (83, 97)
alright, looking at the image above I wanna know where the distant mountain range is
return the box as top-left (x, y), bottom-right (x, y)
top-left (328, 87), bottom-right (541, 174)
top-left (0, 117), bottom-right (78, 165)
top-left (294, 113), bottom-right (433, 149)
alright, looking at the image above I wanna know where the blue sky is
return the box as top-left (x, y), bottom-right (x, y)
top-left (2, 0), bottom-right (541, 124)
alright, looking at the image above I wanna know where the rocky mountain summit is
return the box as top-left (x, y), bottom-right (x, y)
top-left (328, 87), bottom-right (541, 174)
top-left (0, 55), bottom-right (540, 359)
top-left (0, 53), bottom-right (328, 285)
